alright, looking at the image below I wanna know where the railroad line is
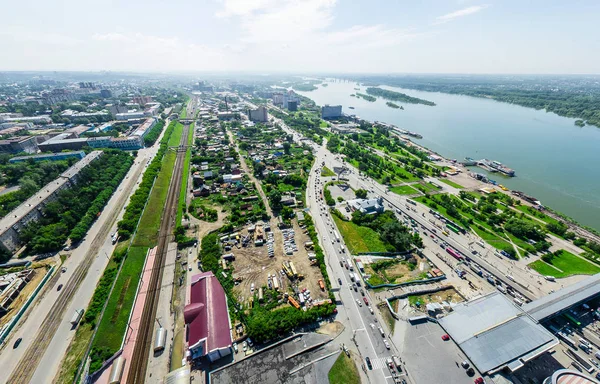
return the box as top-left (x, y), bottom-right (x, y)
top-left (7, 158), bottom-right (146, 383)
top-left (126, 120), bottom-right (190, 384)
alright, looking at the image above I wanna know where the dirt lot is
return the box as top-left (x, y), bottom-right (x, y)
top-left (231, 218), bottom-right (328, 305)
top-left (406, 287), bottom-right (464, 308)
top-left (0, 268), bottom-right (46, 328)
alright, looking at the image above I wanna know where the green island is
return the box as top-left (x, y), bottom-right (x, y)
top-left (365, 87), bottom-right (436, 106)
top-left (386, 102), bottom-right (403, 109)
top-left (356, 92), bottom-right (377, 102)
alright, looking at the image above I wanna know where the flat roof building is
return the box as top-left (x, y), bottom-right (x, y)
top-left (0, 151), bottom-right (103, 253)
top-left (130, 117), bottom-right (157, 139)
top-left (438, 291), bottom-right (558, 375)
top-left (543, 369), bottom-right (599, 384)
top-left (247, 106), bottom-right (268, 122)
top-left (184, 271), bottom-right (232, 362)
top-left (0, 136), bottom-right (38, 154)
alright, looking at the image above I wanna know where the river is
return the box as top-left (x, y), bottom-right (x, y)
top-left (296, 80), bottom-right (600, 231)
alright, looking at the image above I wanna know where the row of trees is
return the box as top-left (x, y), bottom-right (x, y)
top-left (117, 121), bottom-right (176, 239)
top-left (143, 119), bottom-right (165, 146)
top-left (19, 150), bottom-right (133, 254)
top-left (0, 158), bottom-right (77, 218)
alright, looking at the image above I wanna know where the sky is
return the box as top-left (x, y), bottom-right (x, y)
top-left (1, 0), bottom-right (599, 74)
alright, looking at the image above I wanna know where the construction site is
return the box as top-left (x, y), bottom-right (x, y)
top-left (225, 217), bottom-right (329, 311)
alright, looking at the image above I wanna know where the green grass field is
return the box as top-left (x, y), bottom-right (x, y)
top-left (321, 166), bottom-right (336, 177)
top-left (328, 353), bottom-right (360, 384)
top-left (177, 123), bottom-right (195, 224)
top-left (440, 179), bottom-right (464, 189)
top-left (332, 215), bottom-right (387, 254)
top-left (529, 250), bottom-right (600, 278)
top-left (92, 245), bottom-right (149, 353)
top-left (320, 120), bottom-right (328, 128)
top-left (390, 185), bottom-right (419, 195)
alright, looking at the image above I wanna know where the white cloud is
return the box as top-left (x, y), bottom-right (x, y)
top-left (215, 0), bottom-right (279, 17)
top-left (435, 5), bottom-right (489, 24)
top-left (325, 25), bottom-right (420, 48)
top-left (0, 26), bottom-right (82, 46)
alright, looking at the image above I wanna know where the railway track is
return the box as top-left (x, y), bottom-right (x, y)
top-left (7, 157), bottom-right (147, 383)
top-left (126, 121), bottom-right (191, 384)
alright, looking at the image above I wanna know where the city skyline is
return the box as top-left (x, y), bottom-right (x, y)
top-left (1, 0), bottom-right (599, 74)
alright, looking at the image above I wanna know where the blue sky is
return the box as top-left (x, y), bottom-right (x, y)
top-left (1, 0), bottom-right (598, 73)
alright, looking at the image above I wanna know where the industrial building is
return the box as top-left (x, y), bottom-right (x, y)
top-left (247, 106), bottom-right (268, 122)
top-left (0, 151), bottom-right (103, 254)
top-left (38, 134), bottom-right (88, 152)
top-left (116, 111), bottom-right (146, 120)
top-left (542, 369), bottom-right (598, 384)
top-left (184, 271), bottom-right (233, 362)
top-left (438, 291), bottom-right (558, 375)
top-left (0, 136), bottom-right (39, 154)
top-left (321, 105), bottom-right (343, 119)
top-left (9, 151), bottom-right (86, 163)
top-left (130, 117), bottom-right (157, 139)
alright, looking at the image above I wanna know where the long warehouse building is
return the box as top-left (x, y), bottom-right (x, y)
top-left (0, 150), bottom-right (103, 253)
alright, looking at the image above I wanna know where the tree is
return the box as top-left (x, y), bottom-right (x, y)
top-left (283, 142), bottom-right (291, 155)
top-left (355, 189), bottom-right (368, 199)
top-left (268, 189), bottom-right (282, 209)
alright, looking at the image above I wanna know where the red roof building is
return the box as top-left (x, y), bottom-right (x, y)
top-left (184, 271), bottom-right (233, 361)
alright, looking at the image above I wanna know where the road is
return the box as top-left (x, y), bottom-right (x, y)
top-left (0, 120), bottom-right (172, 384)
top-left (271, 113), bottom-right (566, 383)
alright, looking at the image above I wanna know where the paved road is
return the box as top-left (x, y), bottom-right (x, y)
top-left (0, 121), bottom-right (171, 384)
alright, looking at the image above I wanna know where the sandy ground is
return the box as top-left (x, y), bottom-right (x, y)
top-left (0, 268), bottom-right (43, 328)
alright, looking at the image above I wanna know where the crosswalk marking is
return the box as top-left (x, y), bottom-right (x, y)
top-left (369, 356), bottom-right (388, 370)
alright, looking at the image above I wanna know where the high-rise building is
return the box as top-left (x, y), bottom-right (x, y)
top-left (287, 100), bottom-right (298, 111)
top-left (100, 89), bottom-right (112, 98)
top-left (248, 106), bottom-right (268, 122)
top-left (321, 105), bottom-right (343, 119)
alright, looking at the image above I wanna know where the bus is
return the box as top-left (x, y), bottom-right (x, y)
top-left (446, 223), bottom-right (461, 234)
top-left (446, 247), bottom-right (464, 261)
top-left (564, 313), bottom-right (582, 327)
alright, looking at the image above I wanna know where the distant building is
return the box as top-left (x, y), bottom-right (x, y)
top-left (184, 271), bottom-right (233, 362)
top-left (65, 124), bottom-right (93, 138)
top-left (273, 90), bottom-right (299, 109)
top-left (132, 96), bottom-right (152, 106)
top-left (110, 136), bottom-right (143, 150)
top-left (42, 89), bottom-right (76, 104)
top-left (100, 89), bottom-right (112, 98)
top-left (321, 105), bottom-right (342, 119)
top-left (217, 112), bottom-right (236, 121)
top-left (0, 115), bottom-right (52, 124)
top-left (0, 136), bottom-right (38, 154)
top-left (0, 151), bottom-right (103, 253)
top-left (247, 106), bottom-right (268, 122)
top-left (108, 104), bottom-right (128, 116)
top-left (38, 134), bottom-right (88, 152)
top-left (116, 111), bottom-right (146, 120)
top-left (9, 151), bottom-right (86, 163)
top-left (287, 100), bottom-right (298, 112)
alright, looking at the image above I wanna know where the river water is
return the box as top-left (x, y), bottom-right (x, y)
top-left (296, 80), bottom-right (600, 231)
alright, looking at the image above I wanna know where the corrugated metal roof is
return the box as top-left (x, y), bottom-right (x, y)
top-left (524, 274), bottom-right (600, 321)
top-left (439, 292), bottom-right (558, 374)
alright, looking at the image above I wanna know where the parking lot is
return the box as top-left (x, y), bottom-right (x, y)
top-left (402, 320), bottom-right (481, 384)
top-left (230, 218), bottom-right (329, 306)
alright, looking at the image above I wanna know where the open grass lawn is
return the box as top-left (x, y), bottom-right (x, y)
top-left (55, 322), bottom-right (93, 384)
top-left (92, 246), bottom-right (149, 353)
top-left (179, 107), bottom-right (187, 119)
top-left (177, 123), bottom-right (194, 224)
top-left (168, 122), bottom-right (184, 147)
top-left (328, 353), bottom-right (360, 384)
top-left (472, 226), bottom-right (514, 253)
top-left (390, 185), bottom-right (420, 195)
top-left (133, 152), bottom-right (175, 246)
top-left (529, 250), bottom-right (600, 278)
top-left (515, 205), bottom-right (561, 226)
top-left (332, 215), bottom-right (387, 254)
top-left (320, 120), bottom-right (329, 128)
top-left (440, 179), bottom-right (464, 189)
top-left (321, 166), bottom-right (336, 177)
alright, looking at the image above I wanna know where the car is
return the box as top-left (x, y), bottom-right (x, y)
top-left (461, 361), bottom-right (470, 369)
top-left (356, 299), bottom-right (363, 307)
top-left (363, 297), bottom-right (369, 305)
top-left (61, 267), bottom-right (67, 273)
top-left (360, 289), bottom-right (365, 296)
top-left (441, 334), bottom-right (450, 341)
top-left (466, 368), bottom-right (475, 377)
top-left (474, 378), bottom-right (484, 384)
top-left (383, 339), bottom-right (390, 349)
top-left (233, 343), bottom-right (238, 353)
top-left (13, 337), bottom-right (22, 349)
top-left (338, 278), bottom-right (343, 285)
top-left (57, 284), bottom-right (63, 291)
top-left (365, 357), bottom-right (373, 370)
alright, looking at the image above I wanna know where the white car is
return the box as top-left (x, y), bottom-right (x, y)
top-left (383, 339), bottom-right (390, 349)
top-left (356, 299), bottom-right (362, 307)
